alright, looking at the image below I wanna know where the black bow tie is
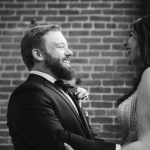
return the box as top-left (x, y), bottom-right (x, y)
top-left (54, 80), bottom-right (75, 93)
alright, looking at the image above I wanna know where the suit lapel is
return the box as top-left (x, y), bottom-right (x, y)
top-left (45, 80), bottom-right (91, 137)
top-left (68, 93), bottom-right (92, 138)
top-left (44, 80), bottom-right (81, 120)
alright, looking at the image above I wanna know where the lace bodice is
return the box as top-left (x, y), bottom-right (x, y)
top-left (117, 91), bottom-right (138, 145)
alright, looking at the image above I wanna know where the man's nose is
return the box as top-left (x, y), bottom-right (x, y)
top-left (66, 48), bottom-right (73, 56)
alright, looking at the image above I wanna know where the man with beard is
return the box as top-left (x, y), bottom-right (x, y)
top-left (7, 24), bottom-right (115, 150)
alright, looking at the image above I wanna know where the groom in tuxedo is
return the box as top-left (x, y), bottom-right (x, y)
top-left (7, 24), bottom-right (115, 150)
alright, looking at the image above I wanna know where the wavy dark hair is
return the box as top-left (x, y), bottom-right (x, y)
top-left (116, 15), bottom-right (150, 106)
top-left (21, 24), bottom-right (61, 71)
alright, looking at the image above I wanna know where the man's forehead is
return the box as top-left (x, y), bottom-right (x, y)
top-left (44, 31), bottom-right (67, 44)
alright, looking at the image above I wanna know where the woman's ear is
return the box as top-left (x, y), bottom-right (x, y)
top-left (32, 49), bottom-right (44, 61)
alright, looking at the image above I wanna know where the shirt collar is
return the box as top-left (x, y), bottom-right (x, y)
top-left (30, 70), bottom-right (56, 83)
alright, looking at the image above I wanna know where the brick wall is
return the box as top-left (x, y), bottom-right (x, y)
top-left (0, 0), bottom-right (145, 149)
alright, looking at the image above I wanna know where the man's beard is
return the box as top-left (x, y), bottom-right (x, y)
top-left (44, 53), bottom-right (75, 80)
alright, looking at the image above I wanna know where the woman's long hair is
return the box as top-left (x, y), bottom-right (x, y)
top-left (116, 15), bottom-right (150, 106)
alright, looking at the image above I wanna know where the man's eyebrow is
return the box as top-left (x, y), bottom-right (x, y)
top-left (52, 42), bottom-right (66, 46)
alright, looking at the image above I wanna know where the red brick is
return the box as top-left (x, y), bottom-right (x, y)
top-left (103, 37), bottom-right (124, 43)
top-left (95, 109), bottom-right (106, 116)
top-left (26, 3), bottom-right (46, 8)
top-left (91, 73), bottom-right (112, 79)
top-left (1, 73), bottom-right (21, 78)
top-left (69, 30), bottom-right (89, 36)
top-left (112, 44), bottom-right (125, 50)
top-left (69, 3), bottom-right (89, 8)
top-left (80, 38), bottom-right (100, 43)
top-left (79, 52), bottom-right (99, 57)
top-left (68, 16), bottom-right (88, 22)
top-left (103, 9), bottom-right (123, 15)
top-left (16, 65), bottom-right (26, 71)
top-left (103, 80), bottom-right (124, 86)
top-left (38, 10), bottom-right (57, 15)
top-left (5, 65), bottom-right (15, 71)
top-left (113, 3), bottom-right (134, 9)
top-left (0, 51), bottom-right (10, 57)
top-left (23, 16), bottom-right (43, 22)
top-left (101, 51), bottom-right (123, 57)
top-left (90, 87), bottom-right (111, 93)
top-left (0, 94), bottom-right (9, 100)
top-left (48, 3), bottom-right (67, 8)
top-left (0, 23), bottom-right (6, 28)
top-left (37, 0), bottom-right (56, 1)
top-left (89, 94), bottom-right (102, 101)
top-left (94, 23), bottom-right (105, 28)
top-left (0, 10), bottom-right (14, 15)
top-left (113, 31), bottom-right (129, 36)
top-left (70, 44), bottom-right (87, 50)
top-left (90, 16), bottom-right (111, 21)
top-left (91, 102), bottom-right (113, 108)
top-left (94, 66), bottom-right (105, 72)
top-left (1, 58), bottom-right (21, 64)
top-left (76, 73), bottom-right (89, 79)
top-left (81, 80), bottom-right (101, 86)
top-left (0, 37), bottom-right (12, 43)
top-left (16, 0), bottom-right (35, 2)
top-left (72, 23), bottom-right (82, 28)
top-left (102, 94), bottom-right (121, 101)
top-left (113, 59), bottom-right (127, 65)
top-left (90, 59), bottom-right (110, 64)
top-left (0, 138), bottom-right (10, 144)
top-left (1, 16), bottom-right (21, 22)
top-left (91, 3), bottom-right (111, 8)
top-left (16, 10), bottom-right (36, 15)
top-left (91, 116), bottom-right (113, 123)
top-left (113, 16), bottom-right (134, 22)
top-left (90, 44), bottom-right (110, 50)
top-left (113, 87), bottom-right (132, 94)
top-left (7, 23), bottom-right (17, 28)
top-left (105, 66), bottom-right (116, 72)
top-left (82, 66), bottom-right (93, 71)
top-left (5, 3), bottom-right (24, 9)
top-left (0, 107), bottom-right (7, 115)
top-left (125, 10), bottom-right (143, 15)
top-left (2, 30), bottom-right (23, 36)
top-left (81, 10), bottom-right (101, 14)
top-left (118, 23), bottom-right (129, 29)
top-left (45, 16), bottom-right (65, 22)
top-left (113, 73), bottom-right (134, 79)
top-left (0, 87), bottom-right (15, 93)
top-left (83, 23), bottom-right (92, 28)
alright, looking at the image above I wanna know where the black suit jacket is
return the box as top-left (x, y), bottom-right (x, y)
top-left (7, 74), bottom-right (115, 150)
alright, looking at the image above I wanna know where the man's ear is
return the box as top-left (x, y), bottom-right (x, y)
top-left (32, 49), bottom-right (44, 61)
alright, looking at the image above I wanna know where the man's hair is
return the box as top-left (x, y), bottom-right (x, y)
top-left (21, 24), bottom-right (61, 70)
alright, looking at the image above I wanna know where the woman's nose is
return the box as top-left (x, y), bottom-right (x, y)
top-left (124, 40), bottom-right (128, 47)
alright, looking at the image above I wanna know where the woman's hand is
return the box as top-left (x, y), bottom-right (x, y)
top-left (75, 87), bottom-right (89, 101)
top-left (64, 143), bottom-right (74, 150)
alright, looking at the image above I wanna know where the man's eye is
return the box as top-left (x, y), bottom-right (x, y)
top-left (56, 45), bottom-right (64, 48)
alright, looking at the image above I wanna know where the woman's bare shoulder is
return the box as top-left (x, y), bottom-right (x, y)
top-left (121, 141), bottom-right (147, 150)
top-left (138, 67), bottom-right (150, 98)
